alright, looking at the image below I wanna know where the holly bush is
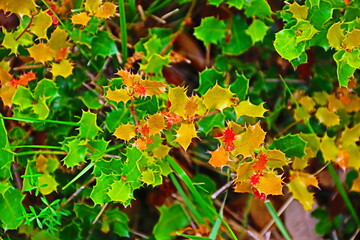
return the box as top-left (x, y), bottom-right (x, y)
top-left (0, 0), bottom-right (359, 239)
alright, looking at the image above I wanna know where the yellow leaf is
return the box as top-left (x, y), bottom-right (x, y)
top-left (234, 99), bottom-right (267, 119)
top-left (0, 85), bottom-right (16, 106)
top-left (147, 113), bottom-right (165, 136)
top-left (345, 94), bottom-right (360, 113)
top-left (346, 144), bottom-right (360, 169)
top-left (326, 22), bottom-right (345, 50)
top-left (175, 123), bottom-right (197, 150)
top-left (291, 172), bottom-right (319, 188)
top-left (232, 122), bottom-right (266, 157)
top-left (85, 0), bottom-right (102, 13)
top-left (114, 123), bottom-right (136, 141)
top-left (288, 176), bottom-right (314, 211)
top-left (31, 11), bottom-right (52, 40)
top-left (168, 86), bottom-right (188, 117)
top-left (266, 149), bottom-right (288, 169)
top-left (38, 173), bottom-right (58, 195)
top-left (51, 59), bottom-right (74, 78)
top-left (27, 43), bottom-right (55, 63)
top-left (341, 123), bottom-right (360, 146)
top-left (235, 162), bottom-right (253, 182)
top-left (105, 88), bottom-right (131, 103)
top-left (343, 28), bottom-right (360, 50)
top-left (320, 135), bottom-right (338, 162)
top-left (49, 27), bottom-right (69, 51)
top-left (203, 83), bottom-right (234, 112)
top-left (71, 12), bottom-right (91, 26)
top-left (313, 91), bottom-right (328, 106)
top-left (257, 171), bottom-right (283, 195)
top-left (315, 107), bottom-right (340, 127)
top-left (184, 96), bottom-right (199, 118)
top-left (226, 121), bottom-right (244, 133)
top-left (299, 96), bottom-right (315, 112)
top-left (234, 181), bottom-right (252, 193)
top-left (288, 1), bottom-right (308, 20)
top-left (95, 2), bottom-right (117, 18)
top-left (153, 144), bottom-right (170, 159)
top-left (350, 174), bottom-right (360, 192)
top-left (208, 146), bottom-right (229, 168)
top-left (3, 0), bottom-right (36, 15)
top-left (2, 31), bottom-right (20, 54)
top-left (36, 154), bottom-right (48, 173)
top-left (294, 106), bottom-right (311, 122)
top-left (139, 79), bottom-right (167, 96)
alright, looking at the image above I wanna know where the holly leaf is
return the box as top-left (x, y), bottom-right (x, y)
top-left (326, 22), bottom-right (345, 50)
top-left (107, 180), bottom-right (131, 203)
top-left (51, 59), bottom-right (74, 78)
top-left (49, 27), bottom-right (69, 51)
top-left (202, 83), bottom-right (234, 112)
top-left (350, 174), bottom-right (360, 192)
top-left (266, 149), bottom-right (288, 169)
top-left (153, 145), bottom-right (171, 159)
top-left (292, 20), bottom-right (318, 43)
top-left (11, 71), bottom-right (37, 87)
top-left (245, 19), bottom-right (269, 43)
top-left (184, 96), bottom-right (199, 118)
top-left (194, 16), bottom-right (227, 45)
top-left (288, 176), bottom-right (314, 211)
top-left (175, 123), bottom-right (197, 150)
top-left (27, 43), bottom-right (55, 63)
top-left (233, 122), bottom-right (266, 157)
top-left (62, 138), bottom-right (88, 168)
top-left (38, 173), bottom-right (58, 195)
top-left (90, 173), bottom-right (114, 205)
top-left (2, 31), bottom-right (20, 54)
top-left (78, 111), bottom-right (101, 139)
top-left (230, 73), bottom-right (249, 101)
top-left (197, 68), bottom-right (224, 95)
top-left (308, 1), bottom-right (332, 28)
top-left (34, 79), bottom-right (58, 99)
top-left (274, 29), bottom-right (305, 61)
top-left (234, 99), bottom-right (267, 119)
top-left (346, 144), bottom-right (360, 169)
top-left (270, 134), bottom-right (307, 158)
top-left (315, 107), bottom-right (340, 127)
top-left (139, 79), bottom-right (167, 96)
top-left (291, 172), bottom-right (319, 189)
top-left (244, 0), bottom-right (272, 18)
top-left (91, 31), bottom-right (118, 57)
top-left (0, 188), bottom-right (24, 230)
top-left (95, 2), bottom-right (117, 18)
top-left (147, 113), bottom-right (165, 136)
top-left (343, 28), bottom-right (360, 50)
top-left (31, 11), bottom-right (52, 40)
top-left (142, 169), bottom-right (155, 185)
top-left (1, 0), bottom-right (36, 15)
top-left (12, 86), bottom-right (35, 110)
top-left (85, 0), bottom-right (102, 13)
top-left (71, 12), bottom-right (91, 26)
top-left (208, 146), bottom-right (229, 168)
top-left (287, 1), bottom-right (308, 20)
top-left (0, 115), bottom-right (13, 178)
top-left (257, 171), bottom-right (283, 196)
top-left (114, 123), bottom-right (136, 141)
top-left (197, 112), bottom-right (225, 135)
top-left (105, 88), bottom-right (131, 103)
top-left (340, 123), bottom-right (360, 146)
top-left (235, 162), bottom-right (253, 182)
top-left (168, 86), bottom-right (188, 117)
top-left (320, 135), bottom-right (338, 162)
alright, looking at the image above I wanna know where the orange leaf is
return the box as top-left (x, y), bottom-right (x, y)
top-left (208, 146), bottom-right (229, 168)
top-left (222, 127), bottom-right (236, 151)
top-left (350, 173), bottom-right (360, 192)
top-left (10, 71), bottom-right (36, 87)
top-left (252, 154), bottom-right (268, 172)
top-left (175, 123), bottom-right (197, 150)
top-left (134, 138), bottom-right (147, 150)
top-left (147, 113), bottom-right (165, 136)
top-left (257, 171), bottom-right (283, 196)
top-left (336, 148), bottom-right (349, 169)
top-left (290, 172), bottom-right (319, 189)
top-left (95, 2), bottom-right (117, 18)
top-left (139, 79), bottom-right (167, 96)
top-left (234, 181), bottom-right (252, 193)
top-left (116, 69), bottom-right (135, 86)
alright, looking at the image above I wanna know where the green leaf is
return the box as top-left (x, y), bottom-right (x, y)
top-left (270, 134), bottom-right (307, 158)
top-left (105, 106), bottom-right (130, 132)
top-left (32, 97), bottom-right (49, 120)
top-left (308, 0), bottom-right (320, 7)
top-left (34, 79), bottom-right (58, 99)
top-left (62, 138), bottom-right (88, 168)
top-left (142, 169), bottom-right (155, 185)
top-left (221, 15), bottom-right (252, 55)
top-left (334, 50), bottom-right (356, 87)
top-left (123, 147), bottom-right (142, 189)
top-left (290, 51), bottom-right (308, 69)
top-left (153, 204), bottom-right (190, 240)
top-left (80, 90), bottom-right (102, 109)
top-left (208, 0), bottom-right (223, 7)
top-left (245, 19), bottom-right (269, 43)
top-left (71, 28), bottom-right (94, 47)
top-left (342, 48), bottom-right (360, 69)
top-left (230, 73), bottom-right (249, 101)
top-left (274, 29), bottom-right (305, 61)
top-left (0, 181), bottom-right (11, 194)
top-left (12, 86), bottom-right (35, 110)
top-left (104, 208), bottom-right (130, 237)
top-left (140, 53), bottom-right (170, 75)
top-left (143, 36), bottom-right (163, 56)
top-left (91, 30), bottom-right (118, 57)
top-left (197, 68), bottom-right (224, 95)
top-left (0, 115), bottom-right (13, 178)
top-left (0, 187), bottom-right (25, 230)
top-left (198, 112), bottom-right (225, 134)
top-left (244, 0), bottom-right (272, 18)
top-left (194, 16), bottom-right (227, 45)
top-left (107, 180), bottom-right (131, 203)
top-left (291, 20), bottom-right (318, 43)
top-left (78, 110), bottom-right (101, 139)
top-left (90, 173), bottom-right (115, 205)
top-left (88, 138), bottom-right (109, 160)
top-left (225, 0), bottom-right (244, 10)
top-left (308, 1), bottom-right (333, 28)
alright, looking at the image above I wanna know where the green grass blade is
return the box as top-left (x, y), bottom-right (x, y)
top-left (0, 116), bottom-right (79, 126)
top-left (118, 0), bottom-right (128, 64)
top-left (264, 200), bottom-right (291, 240)
top-left (62, 162), bottom-right (95, 190)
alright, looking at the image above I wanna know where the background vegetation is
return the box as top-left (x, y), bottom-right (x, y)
top-left (0, 0), bottom-right (360, 239)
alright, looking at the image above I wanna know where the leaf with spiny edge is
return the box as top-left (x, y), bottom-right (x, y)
top-left (113, 123), bottom-right (136, 141)
top-left (208, 146), bottom-right (229, 169)
top-left (341, 123), bottom-right (360, 146)
top-left (139, 79), bottom-right (167, 96)
top-left (51, 59), bottom-right (74, 78)
top-left (95, 2), bottom-right (117, 18)
top-left (38, 173), bottom-right (59, 195)
top-left (235, 162), bottom-right (254, 182)
top-left (203, 83), bottom-right (234, 112)
top-left (346, 144), bottom-right (360, 169)
top-left (326, 22), bottom-right (345, 50)
top-left (147, 113), bottom-right (165, 136)
top-left (30, 11), bottom-right (52, 40)
top-left (78, 110), bottom-right (101, 139)
top-left (27, 43), bottom-right (55, 63)
top-left (288, 176), bottom-right (314, 211)
top-left (234, 99), bottom-right (267, 119)
top-left (107, 180), bottom-right (131, 203)
top-left (319, 135), bottom-right (338, 162)
top-left (315, 107), bottom-right (340, 127)
top-left (265, 149), bottom-right (288, 169)
top-left (105, 88), bottom-right (131, 103)
top-left (85, 0), bottom-right (102, 13)
top-left (62, 138), bottom-right (88, 168)
top-left (168, 86), bottom-right (188, 117)
top-left (343, 28), bottom-right (360, 50)
top-left (270, 134), bottom-right (307, 158)
top-left (232, 122), bottom-right (266, 157)
top-left (287, 1), bottom-right (308, 20)
top-left (257, 171), bottom-right (283, 196)
top-left (350, 174), bottom-right (360, 192)
top-left (184, 96), bottom-right (199, 119)
top-left (175, 123), bottom-right (197, 150)
top-left (71, 12), bottom-right (91, 26)
top-left (49, 27), bottom-right (69, 51)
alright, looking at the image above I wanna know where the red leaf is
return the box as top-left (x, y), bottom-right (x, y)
top-left (252, 153), bottom-right (268, 172)
top-left (223, 127), bottom-right (236, 151)
top-left (10, 71), bottom-right (37, 87)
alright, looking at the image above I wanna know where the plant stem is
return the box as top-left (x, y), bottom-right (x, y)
top-left (0, 116), bottom-right (79, 126)
top-left (264, 200), bottom-right (291, 240)
top-left (16, 151), bottom-right (66, 156)
top-left (118, 0), bottom-right (128, 64)
top-left (6, 145), bottom-right (63, 150)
